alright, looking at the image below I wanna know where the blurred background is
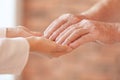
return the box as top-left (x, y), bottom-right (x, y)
top-left (1, 0), bottom-right (120, 80)
top-left (22, 0), bottom-right (98, 32)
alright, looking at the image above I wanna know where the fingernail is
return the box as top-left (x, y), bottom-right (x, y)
top-left (49, 36), bottom-right (54, 41)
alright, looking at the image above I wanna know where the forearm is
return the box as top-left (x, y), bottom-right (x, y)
top-left (0, 38), bottom-right (29, 74)
top-left (115, 23), bottom-right (120, 42)
top-left (81, 0), bottom-right (120, 22)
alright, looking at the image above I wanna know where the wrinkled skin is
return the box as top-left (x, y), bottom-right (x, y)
top-left (44, 0), bottom-right (120, 49)
top-left (44, 14), bottom-right (86, 41)
top-left (54, 19), bottom-right (120, 49)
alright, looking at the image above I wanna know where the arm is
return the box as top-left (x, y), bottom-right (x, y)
top-left (81, 0), bottom-right (120, 22)
top-left (44, 0), bottom-right (120, 40)
top-left (5, 26), bottom-right (71, 56)
top-left (26, 36), bottom-right (72, 57)
top-left (6, 26), bottom-right (42, 38)
top-left (2, 26), bottom-right (71, 56)
top-left (0, 26), bottom-right (71, 74)
top-left (58, 19), bottom-right (120, 49)
top-left (0, 38), bottom-right (29, 74)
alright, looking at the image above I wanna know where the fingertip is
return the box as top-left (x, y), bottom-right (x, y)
top-left (49, 36), bottom-right (55, 41)
top-left (69, 43), bottom-right (77, 49)
top-left (56, 38), bottom-right (65, 45)
top-left (49, 33), bottom-right (58, 41)
top-left (56, 41), bottom-right (62, 45)
top-left (44, 33), bottom-right (51, 39)
top-left (62, 41), bottom-right (70, 46)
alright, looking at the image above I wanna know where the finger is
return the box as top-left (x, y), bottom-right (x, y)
top-left (55, 24), bottom-right (83, 42)
top-left (49, 22), bottom-right (72, 40)
top-left (62, 29), bottom-right (89, 45)
top-left (69, 34), bottom-right (96, 49)
top-left (55, 26), bottom-right (72, 41)
top-left (31, 31), bottom-right (43, 36)
top-left (49, 19), bottom-right (81, 41)
top-left (55, 27), bottom-right (75, 44)
top-left (38, 37), bottom-right (72, 55)
top-left (18, 26), bottom-right (31, 32)
top-left (44, 19), bottom-right (67, 38)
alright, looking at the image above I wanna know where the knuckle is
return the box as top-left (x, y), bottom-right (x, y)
top-left (80, 19), bottom-right (93, 25)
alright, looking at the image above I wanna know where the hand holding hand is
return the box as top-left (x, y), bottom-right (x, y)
top-left (27, 36), bottom-right (72, 57)
top-left (44, 13), bottom-right (86, 41)
top-left (55, 19), bottom-right (120, 49)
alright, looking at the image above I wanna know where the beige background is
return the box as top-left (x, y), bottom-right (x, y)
top-left (23, 0), bottom-right (98, 32)
top-left (22, 0), bottom-right (120, 80)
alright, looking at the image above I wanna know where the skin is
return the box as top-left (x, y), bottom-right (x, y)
top-left (56, 19), bottom-right (120, 49)
top-left (6, 26), bottom-right (42, 38)
top-left (44, 0), bottom-right (120, 49)
top-left (26, 37), bottom-right (72, 57)
top-left (6, 26), bottom-right (72, 57)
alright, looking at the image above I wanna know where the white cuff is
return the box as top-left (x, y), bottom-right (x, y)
top-left (0, 37), bottom-right (30, 75)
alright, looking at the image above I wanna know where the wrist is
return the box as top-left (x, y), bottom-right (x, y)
top-left (6, 28), bottom-right (18, 38)
top-left (26, 37), bottom-right (42, 52)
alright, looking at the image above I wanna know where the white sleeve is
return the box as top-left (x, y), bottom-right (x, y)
top-left (0, 37), bottom-right (29, 75)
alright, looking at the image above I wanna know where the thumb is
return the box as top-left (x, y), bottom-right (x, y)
top-left (69, 34), bottom-right (96, 49)
top-left (30, 31), bottom-right (43, 36)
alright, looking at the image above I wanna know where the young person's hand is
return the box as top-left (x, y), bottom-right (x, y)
top-left (7, 26), bottom-right (42, 38)
top-left (26, 36), bottom-right (72, 57)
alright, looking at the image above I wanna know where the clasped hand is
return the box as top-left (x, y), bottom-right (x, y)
top-left (8, 13), bottom-right (120, 57)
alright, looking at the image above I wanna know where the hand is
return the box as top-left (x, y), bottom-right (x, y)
top-left (27, 36), bottom-right (72, 57)
top-left (55, 19), bottom-right (120, 49)
top-left (7, 26), bottom-right (42, 38)
top-left (44, 13), bottom-right (86, 41)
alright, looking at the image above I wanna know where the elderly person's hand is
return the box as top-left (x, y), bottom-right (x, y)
top-left (44, 13), bottom-right (86, 40)
top-left (27, 36), bottom-right (72, 57)
top-left (55, 19), bottom-right (120, 49)
top-left (7, 26), bottom-right (42, 38)
top-left (44, 0), bottom-right (120, 42)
